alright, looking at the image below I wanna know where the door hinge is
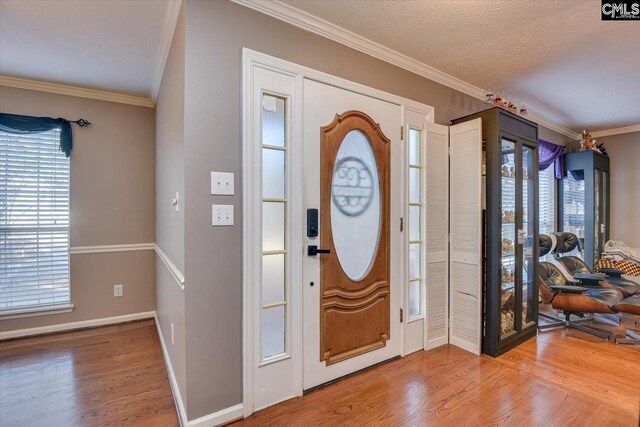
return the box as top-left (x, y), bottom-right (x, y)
top-left (400, 308), bottom-right (404, 323)
top-left (400, 217), bottom-right (404, 232)
top-left (401, 125), bottom-right (404, 140)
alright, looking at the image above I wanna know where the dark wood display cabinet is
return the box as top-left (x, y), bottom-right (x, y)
top-left (559, 150), bottom-right (610, 270)
top-left (452, 107), bottom-right (539, 357)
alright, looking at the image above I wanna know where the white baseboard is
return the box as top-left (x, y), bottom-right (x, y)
top-left (426, 336), bottom-right (449, 350)
top-left (0, 311), bottom-right (156, 340)
top-left (154, 313), bottom-right (243, 427)
top-left (187, 403), bottom-right (244, 427)
top-left (154, 314), bottom-right (188, 426)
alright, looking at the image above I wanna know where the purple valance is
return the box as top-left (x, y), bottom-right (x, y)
top-left (539, 139), bottom-right (564, 179)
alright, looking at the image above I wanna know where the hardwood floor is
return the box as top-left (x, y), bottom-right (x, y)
top-left (235, 322), bottom-right (639, 426)
top-left (0, 320), bottom-right (178, 427)
top-left (1, 318), bottom-right (637, 426)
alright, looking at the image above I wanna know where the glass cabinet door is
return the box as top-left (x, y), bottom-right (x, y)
top-left (500, 139), bottom-right (516, 339)
top-left (562, 171), bottom-right (585, 258)
top-left (594, 169), bottom-right (601, 263)
top-left (521, 145), bottom-right (535, 328)
top-left (602, 171), bottom-right (608, 246)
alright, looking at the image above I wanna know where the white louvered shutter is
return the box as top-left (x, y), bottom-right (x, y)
top-left (448, 118), bottom-right (482, 355)
top-left (0, 128), bottom-right (71, 311)
top-left (425, 122), bottom-right (449, 349)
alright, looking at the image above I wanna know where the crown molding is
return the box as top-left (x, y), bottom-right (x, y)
top-left (591, 124), bottom-right (640, 138)
top-left (150, 0), bottom-right (182, 104)
top-left (0, 75), bottom-right (154, 108)
top-left (232, 0), bottom-right (581, 140)
top-left (526, 111), bottom-right (580, 140)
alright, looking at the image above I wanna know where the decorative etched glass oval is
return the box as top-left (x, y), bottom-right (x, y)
top-left (330, 129), bottom-right (381, 281)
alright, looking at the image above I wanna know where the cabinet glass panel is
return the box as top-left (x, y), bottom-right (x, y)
top-left (602, 171), bottom-right (608, 244)
top-left (500, 139), bottom-right (515, 338)
top-left (522, 146), bottom-right (535, 327)
top-left (594, 169), bottom-right (601, 263)
top-left (562, 171), bottom-right (585, 258)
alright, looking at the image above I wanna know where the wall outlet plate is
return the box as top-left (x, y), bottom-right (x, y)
top-left (211, 172), bottom-right (234, 195)
top-left (114, 284), bottom-right (123, 297)
top-left (212, 204), bottom-right (234, 226)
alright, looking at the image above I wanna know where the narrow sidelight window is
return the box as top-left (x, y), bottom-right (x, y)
top-left (261, 94), bottom-right (288, 360)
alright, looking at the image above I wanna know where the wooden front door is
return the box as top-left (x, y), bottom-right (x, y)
top-left (319, 111), bottom-right (391, 365)
top-left (302, 79), bottom-right (401, 390)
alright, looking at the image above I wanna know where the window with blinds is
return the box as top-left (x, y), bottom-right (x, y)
top-left (0, 128), bottom-right (70, 312)
top-left (538, 165), bottom-right (555, 236)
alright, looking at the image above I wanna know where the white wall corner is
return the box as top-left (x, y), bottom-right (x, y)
top-left (150, 0), bottom-right (183, 104)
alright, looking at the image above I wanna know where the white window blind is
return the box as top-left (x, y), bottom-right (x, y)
top-left (538, 165), bottom-right (556, 262)
top-left (0, 128), bottom-right (70, 311)
top-left (539, 165), bottom-right (555, 236)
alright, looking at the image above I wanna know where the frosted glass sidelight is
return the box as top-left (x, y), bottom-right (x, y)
top-left (262, 95), bottom-right (285, 147)
top-left (262, 306), bottom-right (285, 358)
top-left (409, 168), bottom-right (420, 204)
top-left (409, 129), bottom-right (420, 165)
top-left (262, 254), bottom-right (285, 306)
top-left (409, 243), bottom-right (420, 279)
top-left (262, 202), bottom-right (285, 252)
top-left (409, 206), bottom-right (420, 242)
top-left (409, 281), bottom-right (420, 317)
top-left (263, 148), bottom-right (285, 199)
top-left (331, 130), bottom-right (380, 281)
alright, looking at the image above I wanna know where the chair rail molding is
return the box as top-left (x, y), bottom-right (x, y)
top-left (154, 244), bottom-right (186, 290)
top-left (69, 243), bottom-right (155, 255)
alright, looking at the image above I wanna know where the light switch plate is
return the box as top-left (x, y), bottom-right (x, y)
top-left (212, 204), bottom-right (234, 226)
top-left (211, 172), bottom-right (234, 195)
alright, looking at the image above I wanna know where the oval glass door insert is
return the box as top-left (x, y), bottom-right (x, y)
top-left (330, 129), bottom-right (381, 281)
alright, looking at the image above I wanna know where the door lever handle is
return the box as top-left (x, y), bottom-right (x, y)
top-left (308, 245), bottom-right (331, 256)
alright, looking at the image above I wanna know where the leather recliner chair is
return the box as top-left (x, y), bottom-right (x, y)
top-left (537, 234), bottom-right (640, 344)
top-left (551, 232), bottom-right (640, 297)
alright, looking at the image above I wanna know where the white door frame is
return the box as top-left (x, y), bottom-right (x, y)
top-left (242, 48), bottom-right (435, 417)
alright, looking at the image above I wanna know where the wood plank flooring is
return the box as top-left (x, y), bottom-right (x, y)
top-left (0, 320), bottom-right (178, 427)
top-left (235, 319), bottom-right (639, 426)
top-left (1, 318), bottom-right (638, 426)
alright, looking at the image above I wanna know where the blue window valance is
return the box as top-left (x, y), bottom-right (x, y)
top-left (0, 113), bottom-right (73, 157)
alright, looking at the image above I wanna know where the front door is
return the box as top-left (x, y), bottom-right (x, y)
top-left (302, 79), bottom-right (402, 390)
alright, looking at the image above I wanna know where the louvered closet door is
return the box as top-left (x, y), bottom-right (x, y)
top-left (448, 119), bottom-right (482, 355)
top-left (425, 123), bottom-right (449, 349)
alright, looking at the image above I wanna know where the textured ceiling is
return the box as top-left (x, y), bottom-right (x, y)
top-left (0, 0), bottom-right (168, 97)
top-left (281, 0), bottom-right (640, 131)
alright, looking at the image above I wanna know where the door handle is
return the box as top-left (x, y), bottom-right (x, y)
top-left (307, 245), bottom-right (331, 256)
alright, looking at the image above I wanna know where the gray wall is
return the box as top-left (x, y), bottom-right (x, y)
top-left (155, 4), bottom-right (187, 409)
top-left (179, 0), bottom-right (574, 419)
top-left (597, 132), bottom-right (640, 247)
top-left (0, 86), bottom-right (156, 332)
